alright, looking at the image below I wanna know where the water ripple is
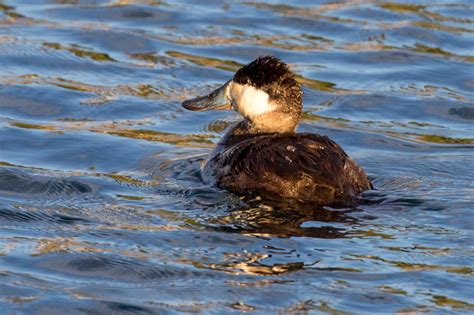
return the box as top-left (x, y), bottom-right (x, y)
top-left (1, 0), bottom-right (473, 313)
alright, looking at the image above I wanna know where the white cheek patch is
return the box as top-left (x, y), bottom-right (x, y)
top-left (231, 83), bottom-right (274, 119)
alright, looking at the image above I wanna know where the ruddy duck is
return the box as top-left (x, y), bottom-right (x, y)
top-left (183, 56), bottom-right (371, 206)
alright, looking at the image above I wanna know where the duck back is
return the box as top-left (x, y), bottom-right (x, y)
top-left (204, 133), bottom-right (371, 206)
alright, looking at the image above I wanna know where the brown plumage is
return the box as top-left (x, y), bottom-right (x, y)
top-left (203, 132), bottom-right (371, 206)
top-left (183, 56), bottom-right (372, 206)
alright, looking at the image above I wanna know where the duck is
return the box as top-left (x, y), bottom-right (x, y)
top-left (182, 56), bottom-right (372, 207)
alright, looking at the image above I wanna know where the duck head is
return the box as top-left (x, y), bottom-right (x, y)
top-left (182, 56), bottom-right (303, 133)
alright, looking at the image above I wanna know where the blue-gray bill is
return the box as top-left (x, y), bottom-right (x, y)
top-left (182, 81), bottom-right (231, 111)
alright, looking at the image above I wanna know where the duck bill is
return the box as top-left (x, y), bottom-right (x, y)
top-left (182, 81), bottom-right (232, 111)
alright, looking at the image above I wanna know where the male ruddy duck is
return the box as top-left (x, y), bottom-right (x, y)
top-left (183, 56), bottom-right (371, 207)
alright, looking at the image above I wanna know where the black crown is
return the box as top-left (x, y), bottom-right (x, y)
top-left (233, 56), bottom-right (295, 89)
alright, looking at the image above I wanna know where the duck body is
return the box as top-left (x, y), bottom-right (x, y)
top-left (182, 56), bottom-right (372, 206)
top-left (202, 122), bottom-right (371, 206)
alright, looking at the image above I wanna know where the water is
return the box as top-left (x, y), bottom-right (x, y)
top-left (1, 0), bottom-right (473, 313)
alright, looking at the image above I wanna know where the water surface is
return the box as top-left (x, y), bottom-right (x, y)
top-left (1, 0), bottom-right (473, 313)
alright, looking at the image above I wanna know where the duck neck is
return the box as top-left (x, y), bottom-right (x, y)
top-left (219, 114), bottom-right (298, 146)
top-left (249, 111), bottom-right (299, 134)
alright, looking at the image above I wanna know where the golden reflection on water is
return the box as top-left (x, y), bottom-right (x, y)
top-left (0, 0), bottom-right (473, 313)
